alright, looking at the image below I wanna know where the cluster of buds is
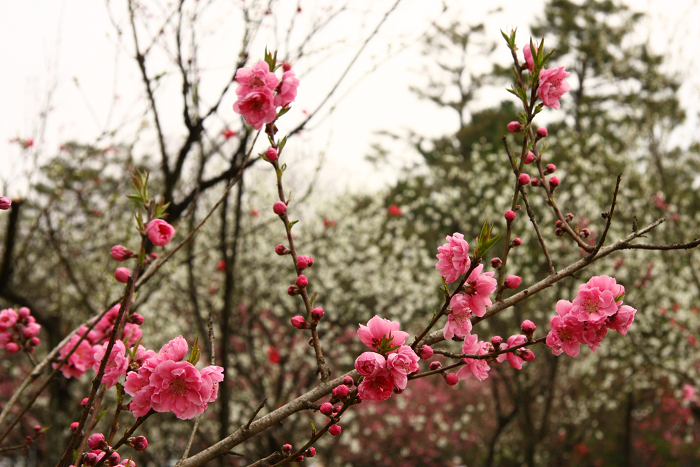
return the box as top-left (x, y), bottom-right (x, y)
top-left (0, 307), bottom-right (41, 354)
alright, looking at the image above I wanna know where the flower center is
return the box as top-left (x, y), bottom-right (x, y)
top-left (170, 377), bottom-right (187, 397)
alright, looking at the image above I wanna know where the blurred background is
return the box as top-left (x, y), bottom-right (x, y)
top-left (1, 0), bottom-right (700, 466)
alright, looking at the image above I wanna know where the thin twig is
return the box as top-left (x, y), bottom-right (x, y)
top-left (245, 399), bottom-right (268, 430)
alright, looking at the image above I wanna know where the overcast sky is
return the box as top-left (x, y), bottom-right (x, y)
top-left (1, 0), bottom-right (698, 198)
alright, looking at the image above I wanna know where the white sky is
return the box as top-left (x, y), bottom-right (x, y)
top-left (1, 0), bottom-right (698, 197)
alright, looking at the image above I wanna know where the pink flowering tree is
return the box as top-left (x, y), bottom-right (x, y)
top-left (2, 1), bottom-right (700, 467)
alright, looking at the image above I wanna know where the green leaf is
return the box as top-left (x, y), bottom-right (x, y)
top-left (279, 135), bottom-right (288, 151)
top-left (277, 106), bottom-right (290, 118)
top-left (481, 233), bottom-right (502, 255)
top-left (310, 419), bottom-right (316, 436)
top-left (96, 406), bottom-right (110, 423)
top-left (309, 292), bottom-right (318, 308)
top-left (288, 220), bottom-right (299, 229)
top-left (188, 337), bottom-right (201, 365)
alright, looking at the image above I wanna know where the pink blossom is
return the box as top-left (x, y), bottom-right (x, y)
top-left (386, 345), bottom-right (420, 390)
top-left (149, 360), bottom-right (206, 420)
top-left (545, 300), bottom-right (584, 357)
top-left (357, 368), bottom-right (395, 402)
top-left (146, 219), bottom-right (175, 247)
top-left (124, 370), bottom-right (154, 417)
top-left (456, 334), bottom-right (490, 381)
top-left (234, 61), bottom-right (279, 97)
top-left (111, 245), bottom-right (134, 261)
top-left (537, 66), bottom-right (571, 110)
top-left (387, 204), bottom-right (402, 216)
top-left (461, 264), bottom-right (497, 317)
top-left (122, 322), bottom-right (143, 346)
top-left (571, 276), bottom-right (620, 323)
top-left (54, 334), bottom-right (99, 379)
top-left (233, 87), bottom-right (277, 130)
top-left (435, 232), bottom-right (471, 283)
top-left (523, 43), bottom-right (537, 71)
top-left (92, 340), bottom-right (129, 389)
top-left (505, 275), bottom-right (521, 289)
top-left (200, 365), bottom-right (225, 403)
top-left (357, 316), bottom-right (409, 350)
top-left (157, 335), bottom-right (188, 362)
top-left (683, 384), bottom-right (696, 400)
top-left (607, 305), bottom-right (637, 335)
top-left (355, 351), bottom-right (387, 377)
top-left (0, 308), bottom-right (18, 330)
top-left (443, 293), bottom-right (473, 340)
top-left (0, 197), bottom-right (11, 210)
top-left (496, 334), bottom-right (527, 369)
top-left (274, 70), bottom-right (299, 107)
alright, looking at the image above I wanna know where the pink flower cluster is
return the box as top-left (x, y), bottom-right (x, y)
top-left (233, 60), bottom-right (299, 130)
top-left (537, 66), bottom-right (571, 110)
top-left (355, 316), bottom-right (419, 402)
top-left (0, 307), bottom-right (41, 354)
top-left (54, 305), bottom-right (143, 379)
top-left (546, 275), bottom-right (637, 357)
top-left (436, 232), bottom-right (470, 283)
top-left (443, 265), bottom-right (497, 339)
top-left (124, 336), bottom-right (224, 420)
top-left (456, 334), bottom-right (491, 381)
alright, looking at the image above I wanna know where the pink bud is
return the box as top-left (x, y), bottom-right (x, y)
top-left (291, 316), bottom-right (308, 329)
top-left (131, 435), bottom-right (148, 451)
top-left (507, 121), bottom-right (523, 133)
top-left (33, 425), bottom-right (41, 432)
top-left (521, 320), bottom-right (536, 335)
top-left (6, 342), bottom-right (19, 353)
top-left (491, 335), bottom-right (502, 347)
top-left (305, 447), bottom-right (316, 457)
top-left (342, 376), bottom-right (354, 387)
top-left (554, 228), bottom-right (564, 237)
top-left (296, 255), bottom-right (314, 269)
top-left (88, 433), bottom-right (106, 450)
top-left (216, 260), bottom-right (226, 272)
top-left (555, 220), bottom-right (564, 228)
top-left (521, 349), bottom-right (536, 362)
top-left (114, 267), bottom-right (131, 283)
top-left (282, 61), bottom-right (292, 72)
top-left (320, 402), bottom-right (333, 416)
top-left (518, 173), bottom-right (531, 185)
top-left (0, 197), bottom-right (11, 210)
top-left (510, 237), bottom-right (522, 247)
top-left (418, 345), bottom-right (434, 359)
top-left (537, 127), bottom-right (548, 137)
top-left (293, 455), bottom-right (305, 463)
top-left (545, 164), bottom-right (556, 175)
top-left (83, 453), bottom-right (98, 467)
top-left (296, 274), bottom-right (308, 288)
top-left (108, 452), bottom-right (120, 466)
top-left (265, 147), bottom-right (278, 162)
top-left (282, 444), bottom-right (293, 454)
top-left (549, 176), bottom-right (560, 189)
top-left (81, 398), bottom-right (89, 406)
top-left (429, 361), bottom-right (442, 371)
top-left (110, 245), bottom-right (134, 262)
top-left (505, 275), bottom-right (522, 289)
top-left (445, 373), bottom-right (458, 386)
top-left (70, 422), bottom-right (79, 432)
top-left (273, 201), bottom-right (287, 215)
top-left (130, 313), bottom-right (144, 325)
top-left (287, 285), bottom-right (300, 296)
top-left (565, 212), bottom-right (574, 222)
top-left (311, 307), bottom-right (324, 320)
top-left (491, 257), bottom-right (502, 269)
top-left (329, 424), bottom-right (342, 436)
top-left (275, 244), bottom-right (287, 255)
top-left (504, 210), bottom-right (516, 222)
top-left (523, 151), bottom-right (535, 164)
top-left (18, 307), bottom-right (30, 318)
top-left (580, 228), bottom-right (590, 238)
top-left (530, 178), bottom-right (540, 187)
top-left (333, 384), bottom-right (350, 398)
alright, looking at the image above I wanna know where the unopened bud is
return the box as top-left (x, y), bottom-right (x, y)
top-left (265, 147), bottom-right (278, 162)
top-left (296, 274), bottom-right (308, 288)
top-left (329, 424), bottom-right (342, 436)
top-left (521, 349), bottom-right (536, 362)
top-left (530, 177), bottom-right (540, 186)
top-left (342, 376), bottom-right (354, 387)
top-left (287, 285), bottom-right (300, 296)
top-left (518, 173), bottom-right (531, 185)
top-left (510, 237), bottom-right (522, 247)
top-left (290, 315), bottom-right (308, 329)
top-left (580, 228), bottom-right (590, 238)
top-left (507, 121), bottom-right (523, 133)
top-left (549, 176), bottom-right (560, 190)
top-left (296, 255), bottom-right (314, 269)
top-left (293, 455), bottom-right (305, 463)
top-left (545, 164), bottom-right (556, 175)
top-left (521, 319), bottom-right (536, 337)
top-left (273, 201), bottom-right (287, 215)
top-left (108, 452), bottom-right (120, 466)
top-left (130, 313), bottom-right (144, 325)
top-left (305, 447), bottom-right (316, 458)
top-left (565, 213), bottom-right (574, 222)
top-left (491, 257), bottom-right (502, 269)
top-left (445, 373), bottom-right (459, 386)
top-left (555, 220), bottom-right (564, 228)
top-left (320, 402), bottom-right (333, 416)
top-left (418, 345), bottom-right (434, 359)
top-left (491, 335), bottom-right (502, 350)
top-left (554, 228), bottom-right (564, 237)
top-left (429, 361), bottom-right (442, 371)
top-left (83, 453), bottom-right (98, 466)
top-left (504, 210), bottom-right (516, 222)
top-left (333, 384), bottom-right (350, 399)
top-left (70, 422), bottom-right (79, 432)
top-left (537, 127), bottom-right (548, 138)
top-left (523, 151), bottom-right (535, 164)
top-left (505, 275), bottom-right (522, 289)
top-left (282, 444), bottom-right (293, 454)
top-left (311, 307), bottom-right (324, 321)
top-left (275, 244), bottom-right (288, 255)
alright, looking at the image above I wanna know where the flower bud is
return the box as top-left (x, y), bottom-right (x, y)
top-left (265, 147), bottom-right (278, 162)
top-left (510, 237), bottom-right (522, 247)
top-left (545, 164), bottom-right (556, 175)
top-left (504, 210), bottom-right (516, 222)
top-left (555, 220), bottom-right (564, 228)
top-left (30, 337), bottom-right (40, 346)
top-left (537, 127), bottom-right (548, 138)
top-left (549, 176), bottom-right (560, 190)
top-left (88, 433), bottom-right (106, 450)
top-left (108, 452), bottom-right (120, 466)
top-left (296, 255), bottom-right (314, 269)
top-left (296, 274), bottom-right (308, 288)
top-left (580, 228), bottom-right (590, 238)
top-left (521, 349), bottom-right (536, 362)
top-left (554, 228), bottom-right (564, 237)
top-left (18, 307), bottom-right (30, 318)
top-left (320, 402), bottom-right (333, 416)
top-left (131, 435), bottom-right (148, 451)
top-left (311, 307), bottom-right (324, 321)
top-left (491, 335), bottom-right (502, 349)
top-left (333, 384), bottom-right (350, 399)
top-left (445, 373), bottom-right (458, 386)
top-left (333, 405), bottom-right (342, 414)
top-left (110, 245), bottom-right (134, 262)
top-left (429, 361), bottom-right (442, 371)
top-left (507, 121), bottom-right (523, 133)
top-left (130, 313), bottom-right (145, 325)
top-left (293, 455), bottom-right (305, 463)
top-left (565, 212), bottom-right (574, 222)
top-left (530, 177), bottom-right (540, 187)
top-left (329, 424), bottom-right (342, 436)
top-left (114, 267), bottom-right (131, 283)
top-left (275, 244), bottom-right (288, 255)
top-left (418, 345), bottom-right (434, 359)
top-left (282, 444), bottom-right (293, 454)
top-left (343, 376), bottom-right (354, 387)
top-left (34, 425), bottom-right (42, 432)
top-left (0, 197), bottom-right (11, 210)
top-left (81, 398), bottom-right (89, 406)
top-left (216, 260), bottom-right (226, 272)
top-left (287, 285), bottom-right (300, 296)
top-left (291, 316), bottom-right (308, 329)
top-left (282, 61), bottom-right (292, 72)
top-left (305, 447), bottom-right (316, 458)
top-left (6, 342), bottom-right (19, 353)
top-left (518, 173), bottom-right (531, 185)
top-left (273, 201), bottom-right (287, 215)
top-left (523, 151), bottom-right (535, 164)
top-left (521, 319), bottom-right (536, 336)
top-left (491, 257), bottom-right (502, 269)
top-left (83, 453), bottom-right (98, 466)
top-left (505, 275), bottom-right (522, 289)
top-left (70, 422), bottom-right (79, 432)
